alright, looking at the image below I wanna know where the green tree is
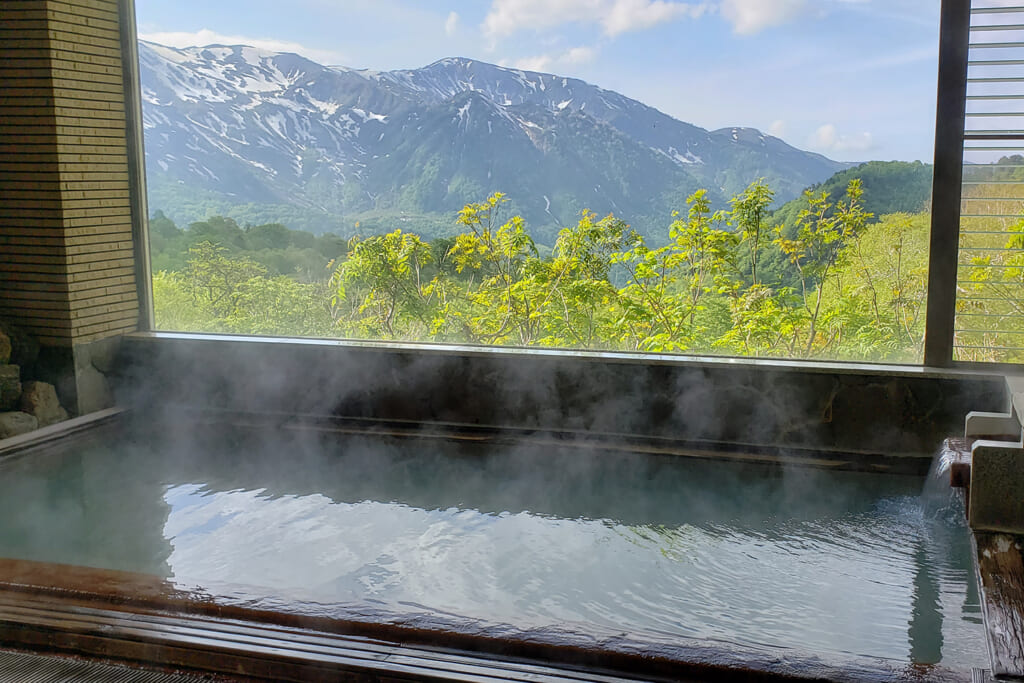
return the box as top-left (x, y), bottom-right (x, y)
top-left (330, 229), bottom-right (439, 339)
top-left (531, 211), bottom-right (632, 348)
top-left (729, 179), bottom-right (775, 286)
top-left (152, 180), bottom-right (938, 364)
top-left (612, 190), bottom-right (736, 351)
top-left (447, 193), bottom-right (541, 345)
top-left (184, 241), bottom-right (267, 317)
top-left (775, 179), bottom-right (872, 355)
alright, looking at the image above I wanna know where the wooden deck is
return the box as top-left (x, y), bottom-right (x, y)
top-left (974, 533), bottom-right (1024, 678)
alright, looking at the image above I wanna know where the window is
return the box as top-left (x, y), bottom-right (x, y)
top-left (133, 1), bottom-right (944, 363)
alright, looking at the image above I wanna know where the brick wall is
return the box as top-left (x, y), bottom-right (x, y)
top-left (0, 0), bottom-right (140, 347)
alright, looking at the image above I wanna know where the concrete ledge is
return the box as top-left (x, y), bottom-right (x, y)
top-left (115, 332), bottom-right (1007, 459)
top-left (971, 440), bottom-right (1024, 534)
top-left (0, 407), bottom-right (123, 462)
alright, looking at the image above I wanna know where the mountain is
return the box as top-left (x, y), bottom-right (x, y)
top-left (771, 161), bottom-right (933, 230)
top-left (139, 41), bottom-right (850, 242)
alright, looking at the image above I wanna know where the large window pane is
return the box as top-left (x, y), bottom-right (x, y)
top-left (135, 1), bottom-right (939, 362)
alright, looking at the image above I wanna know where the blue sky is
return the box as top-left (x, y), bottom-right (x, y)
top-left (134, 0), bottom-right (942, 162)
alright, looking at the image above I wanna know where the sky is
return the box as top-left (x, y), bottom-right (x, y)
top-left (134, 0), bottom-right (943, 163)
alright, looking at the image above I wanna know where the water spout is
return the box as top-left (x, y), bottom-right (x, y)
top-left (922, 438), bottom-right (969, 526)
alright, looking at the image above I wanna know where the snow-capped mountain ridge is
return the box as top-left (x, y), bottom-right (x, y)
top-left (140, 41), bottom-right (848, 239)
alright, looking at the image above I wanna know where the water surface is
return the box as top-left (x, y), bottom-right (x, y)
top-left (0, 425), bottom-right (986, 673)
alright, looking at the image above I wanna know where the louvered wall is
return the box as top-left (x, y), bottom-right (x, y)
top-left (0, 0), bottom-right (139, 348)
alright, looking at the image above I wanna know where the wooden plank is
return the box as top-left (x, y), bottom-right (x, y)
top-left (975, 532), bottom-right (1024, 677)
top-left (0, 107), bottom-right (124, 122)
top-left (0, 555), bottom-right (962, 683)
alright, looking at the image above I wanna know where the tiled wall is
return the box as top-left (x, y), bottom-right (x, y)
top-left (0, 0), bottom-right (140, 347)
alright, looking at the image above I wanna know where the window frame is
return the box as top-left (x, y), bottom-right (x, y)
top-left (121, 0), bottom-right (989, 371)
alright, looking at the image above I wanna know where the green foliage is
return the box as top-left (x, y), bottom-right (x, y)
top-left (330, 230), bottom-right (439, 339)
top-left (152, 177), bottom-right (944, 363)
top-left (775, 180), bottom-right (872, 354)
top-left (956, 174), bottom-right (1024, 362)
top-left (772, 161), bottom-right (932, 229)
top-left (184, 241), bottom-right (267, 317)
top-left (152, 247), bottom-right (334, 337)
top-left (826, 213), bottom-right (929, 361)
top-left (729, 179), bottom-right (774, 286)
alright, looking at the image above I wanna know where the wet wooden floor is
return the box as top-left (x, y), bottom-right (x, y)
top-left (974, 532), bottom-right (1024, 679)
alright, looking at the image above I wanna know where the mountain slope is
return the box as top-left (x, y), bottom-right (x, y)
top-left (771, 161), bottom-right (933, 230)
top-left (140, 42), bottom-right (849, 241)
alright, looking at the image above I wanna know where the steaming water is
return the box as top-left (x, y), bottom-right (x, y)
top-left (0, 425), bottom-right (986, 673)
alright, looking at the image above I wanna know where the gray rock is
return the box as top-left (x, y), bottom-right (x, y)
top-left (19, 381), bottom-right (68, 427)
top-left (0, 412), bottom-right (37, 439)
top-left (0, 320), bottom-right (38, 369)
top-left (76, 362), bottom-right (112, 415)
top-left (0, 365), bottom-right (20, 411)
top-left (0, 329), bottom-right (10, 365)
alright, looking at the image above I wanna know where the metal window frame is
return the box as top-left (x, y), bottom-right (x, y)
top-left (118, 0), bottom-right (992, 370)
top-left (120, 0), bottom-right (155, 332)
top-left (926, 0), bottom-right (972, 368)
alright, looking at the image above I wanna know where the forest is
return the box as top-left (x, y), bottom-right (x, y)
top-left (153, 178), bottom-right (944, 363)
top-left (147, 156), bottom-right (1024, 363)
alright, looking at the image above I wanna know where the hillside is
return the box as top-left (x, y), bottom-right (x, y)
top-left (771, 161), bottom-right (933, 229)
top-left (140, 42), bottom-right (849, 244)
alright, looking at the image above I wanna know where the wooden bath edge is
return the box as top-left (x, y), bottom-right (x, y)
top-left (0, 558), bottom-right (971, 683)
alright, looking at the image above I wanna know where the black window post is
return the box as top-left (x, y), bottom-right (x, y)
top-left (925, 0), bottom-right (972, 367)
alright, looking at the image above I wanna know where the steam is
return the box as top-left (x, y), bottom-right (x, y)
top-left (0, 412), bottom-right (988, 671)
top-left (0, 335), bottom-right (999, 675)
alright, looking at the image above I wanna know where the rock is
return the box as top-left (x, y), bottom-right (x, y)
top-left (0, 329), bottom-right (10, 365)
top-left (19, 381), bottom-right (68, 427)
top-left (0, 365), bottom-right (20, 411)
top-left (0, 412), bottom-right (37, 439)
top-left (76, 362), bottom-right (112, 415)
top-left (0, 319), bottom-right (39, 369)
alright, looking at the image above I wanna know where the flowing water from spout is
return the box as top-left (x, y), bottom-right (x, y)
top-left (921, 438), bottom-right (969, 526)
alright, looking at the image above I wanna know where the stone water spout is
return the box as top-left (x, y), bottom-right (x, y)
top-left (964, 377), bottom-right (1024, 534)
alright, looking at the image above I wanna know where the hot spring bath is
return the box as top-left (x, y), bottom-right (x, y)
top-left (0, 416), bottom-right (987, 679)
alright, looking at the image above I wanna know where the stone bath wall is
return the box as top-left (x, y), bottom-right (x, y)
top-left (0, 321), bottom-right (69, 439)
top-left (118, 334), bottom-right (1008, 460)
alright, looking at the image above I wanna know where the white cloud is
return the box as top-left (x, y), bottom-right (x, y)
top-left (483, 0), bottom-right (601, 37)
top-left (768, 120), bottom-right (786, 138)
top-left (603, 0), bottom-right (710, 36)
top-left (445, 11), bottom-right (460, 37)
top-left (719, 0), bottom-right (807, 35)
top-left (138, 29), bottom-right (348, 65)
top-left (483, 0), bottom-right (708, 38)
top-left (508, 45), bottom-right (598, 72)
top-left (809, 123), bottom-right (876, 155)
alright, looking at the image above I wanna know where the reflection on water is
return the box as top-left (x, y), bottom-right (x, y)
top-left (0, 425), bottom-right (987, 672)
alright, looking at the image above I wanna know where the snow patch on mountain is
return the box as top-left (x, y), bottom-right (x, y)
top-left (139, 40), bottom-right (849, 233)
